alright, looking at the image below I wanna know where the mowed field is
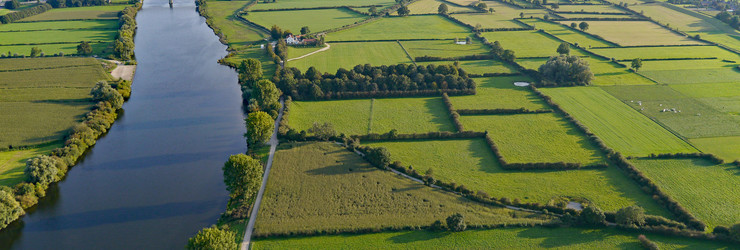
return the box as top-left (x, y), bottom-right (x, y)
top-left (417, 59), bottom-right (518, 74)
top-left (449, 13), bottom-right (530, 29)
top-left (480, 30), bottom-right (587, 57)
top-left (364, 139), bottom-right (667, 214)
top-left (287, 97), bottom-right (454, 135)
top-left (540, 87), bottom-right (697, 156)
top-left (205, 0), bottom-right (268, 51)
top-left (558, 21), bottom-right (704, 46)
top-left (590, 46), bottom-right (740, 61)
top-left (690, 136), bottom-right (740, 161)
top-left (0, 58), bottom-right (108, 148)
top-left (327, 15), bottom-right (471, 41)
top-left (459, 113), bottom-right (605, 165)
top-left (447, 76), bottom-right (548, 111)
top-left (253, 227), bottom-right (736, 249)
top-left (404, 0), bottom-right (472, 14)
top-left (245, 8), bottom-right (366, 34)
top-left (287, 42), bottom-right (412, 73)
top-left (519, 19), bottom-right (615, 48)
top-left (399, 40), bottom-right (490, 58)
top-left (18, 5), bottom-right (126, 21)
top-left (254, 142), bottom-right (552, 236)
top-left (248, 0), bottom-right (395, 10)
top-left (637, 59), bottom-right (740, 85)
top-left (0, 143), bottom-right (60, 187)
top-left (631, 158), bottom-right (740, 229)
top-left (551, 4), bottom-right (626, 13)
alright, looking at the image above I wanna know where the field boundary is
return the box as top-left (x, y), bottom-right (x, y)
top-left (396, 40), bottom-right (417, 66)
top-left (367, 98), bottom-right (375, 134)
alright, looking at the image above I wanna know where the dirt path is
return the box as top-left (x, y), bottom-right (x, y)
top-left (107, 60), bottom-right (136, 81)
top-left (241, 98), bottom-right (285, 250)
top-left (286, 43), bottom-right (331, 62)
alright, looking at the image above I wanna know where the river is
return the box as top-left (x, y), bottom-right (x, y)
top-left (0, 0), bottom-right (246, 248)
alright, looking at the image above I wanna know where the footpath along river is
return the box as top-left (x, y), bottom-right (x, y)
top-left (0, 0), bottom-right (246, 248)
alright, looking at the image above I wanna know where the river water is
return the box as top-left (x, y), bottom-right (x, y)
top-left (0, 0), bottom-right (246, 248)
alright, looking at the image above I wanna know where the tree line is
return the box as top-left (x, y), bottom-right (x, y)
top-left (114, 3), bottom-right (141, 61)
top-left (271, 63), bottom-right (476, 100)
top-left (47, 0), bottom-right (109, 8)
top-left (0, 3), bottom-right (52, 24)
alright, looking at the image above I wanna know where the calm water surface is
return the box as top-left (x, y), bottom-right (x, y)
top-left (0, 0), bottom-right (245, 248)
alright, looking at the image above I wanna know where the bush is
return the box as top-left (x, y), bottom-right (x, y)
top-left (5, 0), bottom-right (19, 10)
top-left (0, 3), bottom-right (52, 24)
top-left (24, 155), bottom-right (60, 187)
top-left (90, 81), bottom-right (124, 109)
top-left (579, 205), bottom-right (606, 226)
top-left (638, 234), bottom-right (659, 250)
top-left (187, 226), bottom-right (237, 250)
top-left (731, 223), bottom-right (740, 242)
top-left (0, 190), bottom-right (24, 229)
top-left (538, 55), bottom-right (593, 86)
top-left (446, 213), bottom-right (466, 232)
top-left (616, 206), bottom-right (646, 227)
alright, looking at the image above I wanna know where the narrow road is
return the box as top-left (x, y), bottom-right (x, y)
top-left (241, 98), bottom-right (285, 250)
top-left (286, 43), bottom-right (330, 62)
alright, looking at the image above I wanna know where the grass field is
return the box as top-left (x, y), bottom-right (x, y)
top-left (254, 142), bottom-right (552, 236)
top-left (0, 19), bottom-right (118, 31)
top-left (417, 60), bottom-right (518, 74)
top-left (364, 139), bottom-right (667, 214)
top-left (459, 113), bottom-right (605, 165)
top-left (404, 0), bottom-right (472, 14)
top-left (551, 4), bottom-right (626, 13)
top-left (245, 8), bottom-right (366, 34)
top-left (590, 46), bottom-right (740, 61)
top-left (555, 13), bottom-right (635, 19)
top-left (0, 58), bottom-right (107, 148)
top-left (0, 143), bottom-right (59, 187)
top-left (370, 97), bottom-right (455, 134)
top-left (603, 85), bottom-right (740, 138)
top-left (0, 29), bottom-right (117, 45)
top-left (249, 0), bottom-right (395, 10)
top-left (288, 46), bottom-right (324, 59)
top-left (288, 99), bottom-right (371, 135)
top-left (631, 158), bottom-right (740, 229)
top-left (558, 21), bottom-right (704, 46)
top-left (690, 136), bottom-right (740, 161)
top-left (540, 87), bottom-right (696, 156)
top-left (19, 5), bottom-right (126, 21)
top-left (222, 47), bottom-right (277, 77)
top-left (253, 227), bottom-right (737, 249)
top-left (480, 30), bottom-right (587, 57)
top-left (637, 59), bottom-right (740, 85)
top-left (399, 40), bottom-right (490, 58)
top-left (327, 15), bottom-right (471, 41)
top-left (519, 19), bottom-right (614, 48)
top-left (449, 13), bottom-right (530, 29)
top-left (206, 0), bottom-right (268, 51)
top-left (287, 42), bottom-right (412, 73)
top-left (584, 57), bottom-right (656, 86)
top-left (447, 76), bottom-right (548, 110)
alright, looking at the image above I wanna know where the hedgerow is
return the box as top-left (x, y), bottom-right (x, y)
top-left (0, 3), bottom-right (52, 24)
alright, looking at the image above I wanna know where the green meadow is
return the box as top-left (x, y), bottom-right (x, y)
top-left (370, 97), bottom-right (455, 134)
top-left (327, 15), bottom-right (471, 41)
top-left (400, 40), bottom-right (490, 58)
top-left (205, 0), bottom-right (268, 51)
top-left (690, 136), bottom-right (740, 161)
top-left (417, 59), bottom-right (518, 74)
top-left (519, 19), bottom-right (614, 48)
top-left (249, 0), bottom-right (395, 10)
top-left (19, 5), bottom-right (126, 21)
top-left (447, 76), bottom-right (548, 110)
top-left (559, 20), bottom-right (704, 46)
top-left (287, 99), bottom-right (371, 135)
top-left (287, 42), bottom-right (412, 73)
top-left (245, 8), bottom-right (366, 34)
top-left (0, 143), bottom-right (59, 187)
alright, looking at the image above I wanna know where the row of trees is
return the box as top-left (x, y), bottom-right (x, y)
top-left (114, 3), bottom-right (141, 61)
top-left (47, 0), bottom-right (109, 8)
top-left (716, 11), bottom-right (740, 30)
top-left (271, 64), bottom-right (476, 100)
top-left (0, 3), bottom-right (51, 24)
top-left (538, 54), bottom-right (594, 86)
top-left (4, 0), bottom-right (19, 9)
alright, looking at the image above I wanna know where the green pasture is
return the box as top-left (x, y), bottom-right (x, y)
top-left (480, 30), bottom-right (586, 57)
top-left (254, 142), bottom-right (552, 236)
top-left (245, 8), bottom-right (366, 34)
top-left (0, 43), bottom-right (110, 56)
top-left (19, 5), bottom-right (127, 21)
top-left (540, 87), bottom-right (696, 156)
top-left (248, 0), bottom-right (395, 10)
top-left (482, 0), bottom-right (548, 19)
top-left (287, 42), bottom-right (412, 73)
top-left (287, 46), bottom-right (323, 59)
top-left (554, 13), bottom-right (635, 19)
top-left (370, 97), bottom-right (455, 134)
top-left (287, 99), bottom-right (371, 135)
top-left (631, 158), bottom-right (740, 229)
top-left (253, 227), bottom-right (736, 249)
top-left (0, 29), bottom-right (117, 45)
top-left (459, 113), bottom-right (605, 165)
top-left (585, 58), bottom-right (656, 85)
top-left (0, 65), bottom-right (109, 88)
top-left (690, 136), bottom-right (740, 161)
top-left (0, 57), bottom-right (100, 70)
top-left (206, 0), bottom-right (268, 51)
top-left (446, 0), bottom-right (477, 6)
top-left (603, 85), bottom-right (740, 138)
top-left (400, 40), bottom-right (490, 58)
top-left (558, 20), bottom-right (704, 46)
top-left (365, 139), bottom-right (667, 214)
top-left (327, 15), bottom-right (471, 41)
top-left (590, 46), bottom-right (740, 61)
top-left (670, 83), bottom-right (740, 124)
top-left (0, 19), bottom-right (118, 31)
top-left (449, 13), bottom-right (530, 29)
top-left (639, 60), bottom-right (740, 85)
top-left (404, 0), bottom-right (473, 14)
top-left (551, 4), bottom-right (626, 13)
top-left (417, 60), bottom-right (518, 75)
top-left (448, 76), bottom-right (548, 110)
top-left (0, 143), bottom-right (59, 187)
top-left (519, 19), bottom-right (614, 48)
top-left (222, 47), bottom-right (276, 77)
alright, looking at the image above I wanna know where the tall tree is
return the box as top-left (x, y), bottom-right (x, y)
top-left (0, 190), bottom-right (24, 229)
top-left (631, 58), bottom-right (642, 72)
top-left (616, 205), bottom-right (646, 227)
top-left (300, 26), bottom-right (310, 35)
top-left (245, 111), bottom-right (274, 146)
top-left (222, 154), bottom-right (263, 202)
top-left (570, 22), bottom-right (577, 29)
top-left (556, 42), bottom-right (570, 55)
top-left (369, 6), bottom-right (377, 16)
top-left (270, 25), bottom-right (282, 40)
top-left (4, 0), bottom-right (19, 9)
top-left (579, 206), bottom-right (606, 225)
top-left (30, 47), bottom-right (42, 57)
top-left (187, 226), bottom-right (237, 250)
top-left (438, 3), bottom-right (448, 14)
top-left (446, 213), bottom-right (466, 231)
top-left (238, 59), bottom-right (263, 87)
top-left (397, 5), bottom-right (410, 16)
top-left (501, 49), bottom-right (516, 62)
top-left (538, 54), bottom-right (593, 86)
top-left (253, 79), bottom-right (281, 115)
top-left (579, 21), bottom-right (589, 31)
top-left (77, 41), bottom-right (93, 55)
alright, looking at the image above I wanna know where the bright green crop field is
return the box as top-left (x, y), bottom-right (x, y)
top-left (417, 60), bottom-right (518, 75)
top-left (540, 87), bottom-right (696, 156)
top-left (19, 5), bottom-right (126, 21)
top-left (448, 76), bottom-right (548, 110)
top-left (253, 227), bottom-right (736, 249)
top-left (631, 158), bottom-right (740, 229)
top-left (459, 113), bottom-right (605, 165)
top-left (404, 0), bottom-right (472, 14)
top-left (690, 136), bottom-right (740, 161)
top-left (558, 21), bottom-right (704, 46)
top-left (400, 40), bottom-right (490, 58)
top-left (480, 30), bottom-right (587, 57)
top-left (0, 30), bottom-right (117, 45)
top-left (364, 139), bottom-right (667, 214)
top-left (327, 15), bottom-right (471, 41)
top-left (287, 42), bottom-right (412, 73)
top-left (590, 46), bottom-right (740, 61)
top-left (249, 0), bottom-right (395, 10)
top-left (0, 19), bottom-right (118, 31)
top-left (245, 8), bottom-right (366, 34)
top-left (638, 59), bottom-right (740, 85)
top-left (0, 43), bottom-right (110, 56)
top-left (370, 97), bottom-right (455, 134)
top-left (287, 99), bottom-right (371, 135)
top-left (449, 13), bottom-right (530, 29)
top-left (552, 4), bottom-right (625, 13)
top-left (255, 142), bottom-right (552, 236)
top-left (519, 19), bottom-right (614, 48)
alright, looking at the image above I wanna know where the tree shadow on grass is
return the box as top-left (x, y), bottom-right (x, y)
top-left (424, 97), bottom-right (456, 132)
top-left (386, 230), bottom-right (452, 244)
top-left (517, 227), bottom-right (636, 249)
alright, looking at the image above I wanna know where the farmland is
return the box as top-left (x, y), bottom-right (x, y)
top-left (0, 143), bottom-right (59, 187)
top-left (245, 8), bottom-right (366, 34)
top-left (449, 13), bottom-right (530, 29)
top-left (286, 42), bottom-right (412, 72)
top-left (417, 59), bottom-right (518, 74)
top-left (690, 136), bottom-right (740, 161)
top-left (518, 19), bottom-right (614, 48)
top-left (540, 87), bottom-right (696, 156)
top-left (480, 30), bottom-right (587, 57)
top-left (254, 142), bottom-right (553, 236)
top-left (364, 139), bottom-right (666, 214)
top-left (399, 40), bottom-right (489, 58)
top-left (447, 76), bottom-right (547, 110)
top-left (630, 158), bottom-right (740, 229)
top-left (405, 0), bottom-right (472, 14)
top-left (19, 5), bottom-right (126, 21)
top-left (287, 99), bottom-right (371, 135)
top-left (590, 46), bottom-right (740, 61)
top-left (558, 21), bottom-right (705, 46)
top-left (327, 15), bottom-right (471, 41)
top-left (205, 0), bottom-right (267, 50)
top-left (248, 0), bottom-right (395, 11)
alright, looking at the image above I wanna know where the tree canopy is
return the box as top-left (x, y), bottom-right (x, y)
top-left (538, 54), bottom-right (593, 86)
top-left (222, 154), bottom-right (263, 202)
top-left (77, 41), bottom-right (93, 55)
top-left (238, 59), bottom-right (263, 87)
top-left (397, 5), bottom-right (410, 16)
top-left (187, 226), bottom-right (237, 250)
top-left (579, 21), bottom-right (589, 31)
top-left (438, 3), bottom-right (448, 14)
top-left (579, 205), bottom-right (606, 225)
top-left (446, 213), bottom-right (466, 232)
top-left (90, 81), bottom-right (124, 109)
top-left (631, 58), bottom-right (642, 72)
top-left (0, 190), bottom-right (24, 229)
top-left (556, 42), bottom-right (570, 55)
top-left (245, 111), bottom-right (274, 146)
top-left (616, 205), bottom-right (646, 227)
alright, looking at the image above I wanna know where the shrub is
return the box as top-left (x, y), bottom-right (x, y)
top-left (731, 223), bottom-right (740, 242)
top-left (91, 81), bottom-right (124, 109)
top-left (0, 190), bottom-right (24, 229)
top-left (24, 155), bottom-right (60, 187)
top-left (187, 226), bottom-right (237, 250)
top-left (446, 213), bottom-right (466, 232)
top-left (429, 220), bottom-right (445, 231)
top-left (538, 55), bottom-right (593, 86)
top-left (616, 206), bottom-right (646, 227)
top-left (638, 234), bottom-right (659, 250)
top-left (579, 205), bottom-right (606, 226)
